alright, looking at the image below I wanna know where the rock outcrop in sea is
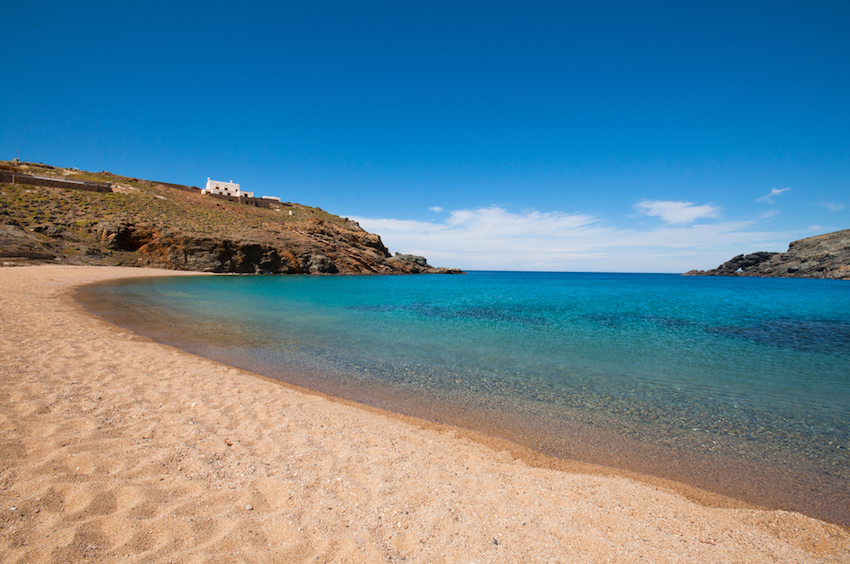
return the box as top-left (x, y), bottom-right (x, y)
top-left (0, 161), bottom-right (463, 275)
top-left (684, 229), bottom-right (850, 280)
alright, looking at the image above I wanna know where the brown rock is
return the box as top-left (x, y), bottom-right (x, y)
top-left (685, 229), bottom-right (850, 280)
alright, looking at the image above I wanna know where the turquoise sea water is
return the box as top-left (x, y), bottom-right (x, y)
top-left (78, 272), bottom-right (850, 525)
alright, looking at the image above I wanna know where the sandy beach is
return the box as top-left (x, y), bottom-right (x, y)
top-left (0, 265), bottom-right (847, 563)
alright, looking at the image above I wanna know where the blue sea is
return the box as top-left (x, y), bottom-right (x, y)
top-left (78, 272), bottom-right (850, 525)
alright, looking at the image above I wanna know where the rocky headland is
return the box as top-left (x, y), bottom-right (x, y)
top-left (684, 229), bottom-right (850, 280)
top-left (0, 161), bottom-right (462, 275)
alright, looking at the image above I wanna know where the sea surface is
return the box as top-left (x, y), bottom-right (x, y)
top-left (78, 272), bottom-right (850, 525)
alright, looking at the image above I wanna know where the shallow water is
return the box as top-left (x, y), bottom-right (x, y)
top-left (78, 272), bottom-right (850, 525)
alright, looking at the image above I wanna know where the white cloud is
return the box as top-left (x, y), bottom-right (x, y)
top-left (756, 187), bottom-right (790, 204)
top-left (634, 200), bottom-right (720, 224)
top-left (352, 204), bottom-right (789, 273)
top-left (429, 206), bottom-right (444, 213)
top-left (818, 202), bottom-right (845, 212)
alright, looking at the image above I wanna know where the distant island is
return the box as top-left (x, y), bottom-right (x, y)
top-left (684, 229), bottom-right (850, 280)
top-left (0, 161), bottom-right (462, 275)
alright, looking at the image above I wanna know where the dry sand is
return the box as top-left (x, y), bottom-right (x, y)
top-left (0, 264), bottom-right (847, 563)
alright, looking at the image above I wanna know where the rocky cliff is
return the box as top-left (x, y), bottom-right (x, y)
top-left (0, 161), bottom-right (462, 275)
top-left (684, 229), bottom-right (850, 280)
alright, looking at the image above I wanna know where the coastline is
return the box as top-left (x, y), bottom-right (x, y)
top-left (1, 265), bottom-right (847, 562)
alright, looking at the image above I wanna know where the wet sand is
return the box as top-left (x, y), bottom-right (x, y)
top-left (1, 264), bottom-right (847, 563)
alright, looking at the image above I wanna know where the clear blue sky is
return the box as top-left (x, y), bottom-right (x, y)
top-left (3, 1), bottom-right (848, 271)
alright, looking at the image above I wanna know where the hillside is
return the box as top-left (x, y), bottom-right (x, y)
top-left (684, 229), bottom-right (850, 280)
top-left (0, 161), bottom-right (461, 275)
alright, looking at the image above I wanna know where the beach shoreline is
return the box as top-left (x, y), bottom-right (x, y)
top-left (1, 264), bottom-right (847, 562)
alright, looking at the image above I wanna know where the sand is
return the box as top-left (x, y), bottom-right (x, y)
top-left (0, 265), bottom-right (847, 563)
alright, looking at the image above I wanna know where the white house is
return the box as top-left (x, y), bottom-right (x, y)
top-left (202, 177), bottom-right (254, 198)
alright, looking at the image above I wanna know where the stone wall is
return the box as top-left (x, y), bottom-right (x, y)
top-left (203, 192), bottom-right (284, 210)
top-left (0, 170), bottom-right (112, 193)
